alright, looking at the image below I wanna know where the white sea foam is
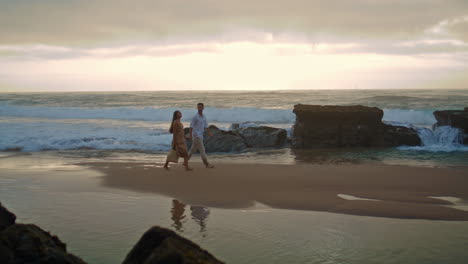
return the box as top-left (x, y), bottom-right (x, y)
top-left (382, 109), bottom-right (436, 127)
top-left (382, 110), bottom-right (468, 152)
top-left (0, 120), bottom-right (173, 152)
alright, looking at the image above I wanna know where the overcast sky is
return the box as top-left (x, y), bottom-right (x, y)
top-left (1, 0), bottom-right (467, 91)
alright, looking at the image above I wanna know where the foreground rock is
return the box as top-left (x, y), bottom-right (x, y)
top-left (236, 126), bottom-right (287, 147)
top-left (292, 104), bottom-right (421, 148)
top-left (0, 224), bottom-right (87, 264)
top-left (123, 226), bottom-right (224, 264)
top-left (0, 203), bottom-right (86, 264)
top-left (0, 203), bottom-right (16, 231)
top-left (434, 108), bottom-right (468, 144)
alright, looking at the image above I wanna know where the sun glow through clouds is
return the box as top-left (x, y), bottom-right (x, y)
top-left (1, 41), bottom-right (466, 92)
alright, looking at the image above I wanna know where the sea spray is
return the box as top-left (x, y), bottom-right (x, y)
top-left (382, 109), bottom-right (436, 126)
top-left (399, 126), bottom-right (467, 152)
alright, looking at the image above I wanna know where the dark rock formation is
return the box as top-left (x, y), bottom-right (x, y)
top-left (123, 226), bottom-right (224, 264)
top-left (204, 126), bottom-right (247, 152)
top-left (0, 224), bottom-right (87, 264)
top-left (185, 124), bottom-right (288, 152)
top-left (185, 125), bottom-right (247, 152)
top-left (292, 104), bottom-right (421, 148)
top-left (434, 109), bottom-right (468, 144)
top-left (0, 203), bottom-right (16, 231)
top-left (383, 124), bottom-right (421, 146)
top-left (0, 203), bottom-right (86, 264)
top-left (293, 104), bottom-right (383, 148)
top-left (231, 123), bottom-right (240, 130)
top-left (433, 110), bottom-right (468, 130)
top-left (236, 126), bottom-right (287, 147)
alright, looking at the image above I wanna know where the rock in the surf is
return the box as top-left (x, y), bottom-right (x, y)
top-left (292, 104), bottom-right (385, 147)
top-left (292, 104), bottom-right (422, 148)
top-left (382, 124), bottom-right (421, 146)
top-left (433, 108), bottom-right (468, 144)
top-left (236, 126), bottom-right (287, 147)
top-left (185, 125), bottom-right (247, 152)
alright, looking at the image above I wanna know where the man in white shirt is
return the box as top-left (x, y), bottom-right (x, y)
top-left (188, 103), bottom-right (215, 168)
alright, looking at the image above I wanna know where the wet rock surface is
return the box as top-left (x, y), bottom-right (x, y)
top-left (236, 126), bottom-right (287, 147)
top-left (292, 104), bottom-right (422, 148)
top-left (292, 104), bottom-right (384, 148)
top-left (382, 124), bottom-right (421, 146)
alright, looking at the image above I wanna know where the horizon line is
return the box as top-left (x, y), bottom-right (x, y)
top-left (1, 87), bottom-right (468, 93)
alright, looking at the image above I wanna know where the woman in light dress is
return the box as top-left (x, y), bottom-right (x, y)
top-left (164, 110), bottom-right (192, 171)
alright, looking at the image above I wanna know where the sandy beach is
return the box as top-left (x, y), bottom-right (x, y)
top-left (81, 161), bottom-right (468, 221)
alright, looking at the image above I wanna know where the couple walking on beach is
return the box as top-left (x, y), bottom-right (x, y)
top-left (164, 102), bottom-right (215, 171)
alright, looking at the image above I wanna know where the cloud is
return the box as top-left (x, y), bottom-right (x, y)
top-left (0, 43), bottom-right (224, 60)
top-left (427, 16), bottom-right (468, 42)
top-left (2, 39), bottom-right (468, 62)
top-left (1, 0), bottom-right (467, 47)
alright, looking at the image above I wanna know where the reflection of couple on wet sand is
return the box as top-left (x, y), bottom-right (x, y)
top-left (171, 199), bottom-right (210, 233)
top-left (164, 102), bottom-right (215, 171)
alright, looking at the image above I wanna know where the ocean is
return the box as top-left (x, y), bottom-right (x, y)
top-left (1, 89), bottom-right (467, 166)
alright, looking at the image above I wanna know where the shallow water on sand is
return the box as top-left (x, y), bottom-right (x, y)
top-left (1, 152), bottom-right (468, 264)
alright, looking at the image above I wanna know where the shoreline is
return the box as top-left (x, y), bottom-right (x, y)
top-left (80, 161), bottom-right (468, 221)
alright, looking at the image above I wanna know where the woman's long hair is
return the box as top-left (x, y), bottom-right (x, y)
top-left (169, 110), bottom-right (180, 134)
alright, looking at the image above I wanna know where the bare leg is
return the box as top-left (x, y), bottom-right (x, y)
top-left (164, 160), bottom-right (169, 169)
top-left (183, 157), bottom-right (193, 171)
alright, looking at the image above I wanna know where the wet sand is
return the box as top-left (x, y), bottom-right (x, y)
top-left (81, 162), bottom-right (468, 221)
